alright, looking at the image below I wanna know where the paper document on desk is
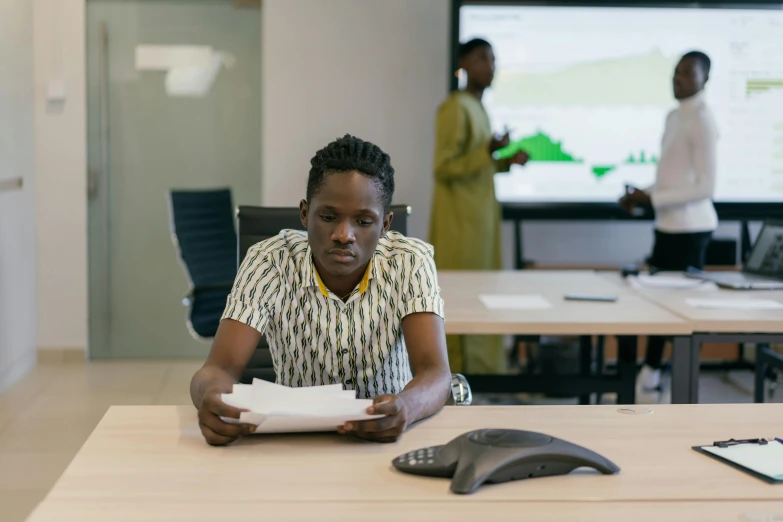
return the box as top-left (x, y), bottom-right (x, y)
top-left (220, 379), bottom-right (381, 434)
top-left (685, 298), bottom-right (783, 310)
top-left (632, 274), bottom-right (710, 290)
top-left (479, 294), bottom-right (552, 310)
top-left (700, 440), bottom-right (783, 481)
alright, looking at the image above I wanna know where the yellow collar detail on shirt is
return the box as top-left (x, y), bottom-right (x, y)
top-left (314, 259), bottom-right (372, 298)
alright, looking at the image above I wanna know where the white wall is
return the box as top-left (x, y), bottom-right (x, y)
top-left (32, 0), bottom-right (88, 350)
top-left (261, 0), bottom-right (449, 240)
top-left (0, 0), bottom-right (37, 392)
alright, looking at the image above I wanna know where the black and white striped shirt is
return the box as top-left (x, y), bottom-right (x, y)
top-left (222, 229), bottom-right (444, 398)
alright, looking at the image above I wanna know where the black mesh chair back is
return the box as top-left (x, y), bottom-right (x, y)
top-left (237, 205), bottom-right (410, 264)
top-left (168, 189), bottom-right (237, 339)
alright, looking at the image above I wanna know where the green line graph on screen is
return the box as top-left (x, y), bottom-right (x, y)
top-left (492, 50), bottom-right (677, 107)
top-left (494, 131), bottom-right (581, 162)
top-left (591, 152), bottom-right (657, 179)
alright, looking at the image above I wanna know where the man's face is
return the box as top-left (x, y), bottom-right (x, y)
top-left (673, 57), bottom-right (707, 100)
top-left (461, 45), bottom-right (495, 89)
top-left (300, 170), bottom-right (392, 278)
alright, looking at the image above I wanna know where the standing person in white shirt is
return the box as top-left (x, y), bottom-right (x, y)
top-left (620, 51), bottom-right (718, 403)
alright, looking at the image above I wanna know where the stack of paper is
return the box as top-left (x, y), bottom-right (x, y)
top-left (220, 379), bottom-right (382, 434)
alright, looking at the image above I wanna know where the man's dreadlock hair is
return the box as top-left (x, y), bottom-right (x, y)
top-left (307, 134), bottom-right (395, 211)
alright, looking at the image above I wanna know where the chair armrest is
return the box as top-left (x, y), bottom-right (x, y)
top-left (182, 291), bottom-right (194, 307)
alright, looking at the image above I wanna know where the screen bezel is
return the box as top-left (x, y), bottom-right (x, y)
top-left (451, 0), bottom-right (783, 221)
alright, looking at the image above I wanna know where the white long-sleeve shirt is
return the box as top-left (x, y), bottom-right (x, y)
top-left (647, 91), bottom-right (719, 233)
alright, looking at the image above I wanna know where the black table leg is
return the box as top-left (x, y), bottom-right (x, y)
top-left (755, 346), bottom-right (768, 404)
top-left (671, 336), bottom-right (698, 404)
top-left (595, 335), bottom-right (606, 405)
top-left (616, 336), bottom-right (638, 405)
top-left (578, 336), bottom-right (593, 405)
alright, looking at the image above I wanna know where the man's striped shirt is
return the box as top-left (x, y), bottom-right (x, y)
top-left (222, 229), bottom-right (444, 398)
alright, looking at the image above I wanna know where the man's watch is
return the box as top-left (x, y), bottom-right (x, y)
top-left (451, 373), bottom-right (472, 406)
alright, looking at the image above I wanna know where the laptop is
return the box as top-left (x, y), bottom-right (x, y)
top-left (686, 221), bottom-right (783, 290)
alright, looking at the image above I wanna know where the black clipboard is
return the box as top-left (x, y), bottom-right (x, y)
top-left (692, 440), bottom-right (783, 485)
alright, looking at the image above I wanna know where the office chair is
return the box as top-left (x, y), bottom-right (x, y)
top-left (168, 189), bottom-right (237, 340)
top-left (755, 344), bottom-right (782, 403)
top-left (237, 205), bottom-right (472, 405)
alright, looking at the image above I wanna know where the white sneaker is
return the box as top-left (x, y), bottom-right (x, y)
top-left (636, 365), bottom-right (663, 404)
top-left (636, 385), bottom-right (663, 404)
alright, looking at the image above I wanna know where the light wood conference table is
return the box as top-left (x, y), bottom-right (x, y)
top-left (606, 273), bottom-right (783, 402)
top-left (438, 271), bottom-right (695, 403)
top-left (28, 405), bottom-right (783, 522)
top-left (439, 270), bottom-right (691, 336)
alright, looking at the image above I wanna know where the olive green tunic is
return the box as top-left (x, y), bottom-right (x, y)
top-left (429, 91), bottom-right (510, 374)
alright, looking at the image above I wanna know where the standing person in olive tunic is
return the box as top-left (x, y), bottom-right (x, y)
top-left (429, 38), bottom-right (529, 374)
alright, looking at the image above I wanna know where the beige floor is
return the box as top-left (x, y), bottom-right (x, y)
top-left (0, 359), bottom-right (202, 522)
top-left (0, 359), bottom-right (779, 521)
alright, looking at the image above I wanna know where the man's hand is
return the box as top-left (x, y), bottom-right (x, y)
top-left (489, 132), bottom-right (510, 154)
top-left (339, 394), bottom-right (410, 443)
top-left (619, 186), bottom-right (651, 213)
top-left (619, 193), bottom-right (634, 213)
top-left (190, 319), bottom-right (262, 445)
top-left (196, 386), bottom-right (255, 446)
top-left (510, 150), bottom-right (530, 166)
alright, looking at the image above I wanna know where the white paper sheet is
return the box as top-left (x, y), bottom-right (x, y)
top-left (685, 298), bottom-right (783, 310)
top-left (701, 440), bottom-right (783, 480)
top-left (250, 414), bottom-right (377, 434)
top-left (479, 294), bottom-right (552, 310)
top-left (632, 274), bottom-right (710, 289)
top-left (219, 380), bottom-right (382, 434)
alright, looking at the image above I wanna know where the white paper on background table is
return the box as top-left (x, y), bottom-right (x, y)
top-left (632, 274), bottom-right (712, 290)
top-left (479, 294), bottom-right (552, 310)
top-left (220, 379), bottom-right (381, 434)
top-left (685, 298), bottom-right (783, 311)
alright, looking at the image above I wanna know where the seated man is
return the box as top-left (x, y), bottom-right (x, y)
top-left (190, 134), bottom-right (451, 445)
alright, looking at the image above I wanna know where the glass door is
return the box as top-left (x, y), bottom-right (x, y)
top-left (86, 0), bottom-right (261, 358)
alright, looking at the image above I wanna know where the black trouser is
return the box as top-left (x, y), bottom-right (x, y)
top-left (645, 230), bottom-right (712, 369)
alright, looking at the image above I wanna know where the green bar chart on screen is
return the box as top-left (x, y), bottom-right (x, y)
top-left (746, 79), bottom-right (783, 98)
top-left (626, 151), bottom-right (658, 164)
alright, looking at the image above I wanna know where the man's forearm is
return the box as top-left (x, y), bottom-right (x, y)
top-left (399, 367), bottom-right (452, 425)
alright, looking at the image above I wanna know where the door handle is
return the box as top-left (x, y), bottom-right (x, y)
top-left (87, 169), bottom-right (99, 199)
top-left (0, 177), bottom-right (23, 193)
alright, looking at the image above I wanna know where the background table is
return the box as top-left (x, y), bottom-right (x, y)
top-left (438, 271), bottom-right (694, 403)
top-left (439, 271), bottom-right (691, 336)
top-left (607, 273), bottom-right (783, 402)
top-left (28, 404), bottom-right (783, 521)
